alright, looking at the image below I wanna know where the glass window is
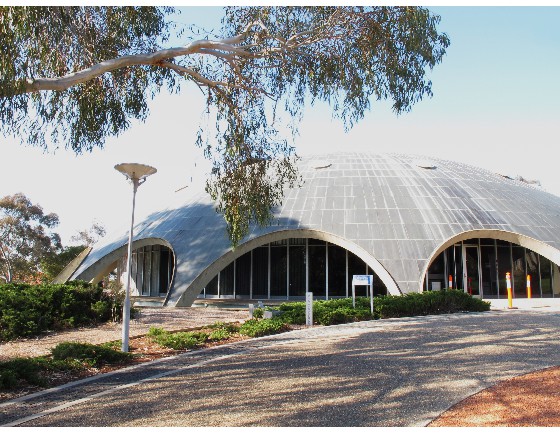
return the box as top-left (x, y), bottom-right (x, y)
top-left (235, 252), bottom-right (251, 297)
top-left (290, 238), bottom-right (306, 246)
top-left (553, 265), bottom-right (560, 298)
top-left (512, 247), bottom-right (526, 298)
top-left (150, 247), bottom-right (160, 296)
top-left (143, 247), bottom-right (152, 296)
top-left (541, 256), bottom-right (553, 297)
top-left (348, 251), bottom-right (367, 297)
top-left (270, 244), bottom-right (287, 297)
top-left (464, 246), bottom-right (480, 296)
top-left (135, 249), bottom-right (144, 296)
top-left (480, 245), bottom-right (498, 297)
top-left (308, 239), bottom-right (326, 246)
top-left (252, 246), bottom-right (268, 298)
top-left (453, 245), bottom-right (463, 291)
top-left (427, 252), bottom-right (445, 292)
top-left (328, 244), bottom-right (346, 297)
top-left (525, 250), bottom-right (541, 298)
top-left (497, 246), bottom-right (511, 297)
top-left (205, 274), bottom-right (218, 296)
top-left (309, 244), bottom-right (326, 297)
top-left (220, 261), bottom-right (234, 296)
top-left (159, 249), bottom-right (170, 294)
top-left (289, 244), bottom-right (306, 297)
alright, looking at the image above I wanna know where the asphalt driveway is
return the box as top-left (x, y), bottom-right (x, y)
top-left (2, 309), bottom-right (560, 427)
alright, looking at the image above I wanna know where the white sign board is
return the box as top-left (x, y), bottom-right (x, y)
top-left (352, 275), bottom-right (372, 286)
top-left (352, 275), bottom-right (374, 314)
top-left (306, 292), bottom-right (313, 326)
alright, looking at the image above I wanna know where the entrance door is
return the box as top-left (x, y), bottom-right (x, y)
top-left (463, 245), bottom-right (481, 297)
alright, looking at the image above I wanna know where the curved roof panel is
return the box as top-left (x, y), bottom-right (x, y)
top-left (73, 153), bottom-right (560, 306)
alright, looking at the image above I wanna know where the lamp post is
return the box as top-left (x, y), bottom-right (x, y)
top-left (115, 163), bottom-right (157, 352)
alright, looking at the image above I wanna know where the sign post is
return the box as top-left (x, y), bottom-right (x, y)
top-left (306, 292), bottom-right (313, 326)
top-left (352, 275), bottom-right (373, 314)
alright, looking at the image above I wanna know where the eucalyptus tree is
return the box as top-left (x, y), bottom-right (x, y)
top-left (0, 6), bottom-right (450, 245)
top-left (0, 193), bottom-right (62, 283)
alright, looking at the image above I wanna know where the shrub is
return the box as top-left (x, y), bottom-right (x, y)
top-left (0, 358), bottom-right (44, 389)
top-left (51, 342), bottom-right (132, 367)
top-left (276, 298), bottom-right (374, 326)
top-left (252, 308), bottom-right (264, 319)
top-left (373, 290), bottom-right (490, 319)
top-left (239, 318), bottom-right (289, 337)
top-left (0, 281), bottom-right (126, 341)
top-left (0, 356), bottom-right (85, 390)
top-left (208, 321), bottom-right (239, 333)
top-left (0, 369), bottom-right (18, 389)
top-left (147, 327), bottom-right (208, 350)
top-left (208, 328), bottom-right (231, 341)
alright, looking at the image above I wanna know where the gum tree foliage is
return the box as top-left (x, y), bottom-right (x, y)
top-left (0, 6), bottom-right (450, 245)
top-left (70, 222), bottom-right (106, 247)
top-left (41, 223), bottom-right (106, 281)
top-left (0, 193), bottom-right (62, 283)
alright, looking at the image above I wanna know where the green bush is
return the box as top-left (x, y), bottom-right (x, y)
top-left (0, 281), bottom-right (126, 341)
top-left (0, 358), bottom-right (45, 389)
top-left (373, 290), bottom-right (490, 319)
top-left (208, 321), bottom-right (239, 333)
top-left (276, 298), bottom-right (374, 326)
top-left (208, 328), bottom-right (231, 341)
top-left (272, 291), bottom-right (488, 326)
top-left (253, 308), bottom-right (264, 319)
top-left (239, 318), bottom-right (289, 337)
top-left (147, 327), bottom-right (208, 350)
top-left (51, 342), bottom-right (132, 367)
top-left (0, 356), bottom-right (84, 390)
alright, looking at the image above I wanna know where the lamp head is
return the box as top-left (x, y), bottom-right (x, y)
top-left (115, 163), bottom-right (157, 182)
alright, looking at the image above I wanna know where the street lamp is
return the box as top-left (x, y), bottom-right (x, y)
top-left (115, 163), bottom-right (157, 352)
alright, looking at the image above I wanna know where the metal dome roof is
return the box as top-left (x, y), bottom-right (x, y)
top-left (73, 153), bottom-right (560, 306)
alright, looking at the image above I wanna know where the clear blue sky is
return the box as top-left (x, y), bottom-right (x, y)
top-left (1, 6), bottom-right (559, 245)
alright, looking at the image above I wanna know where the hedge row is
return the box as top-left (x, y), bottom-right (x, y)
top-left (270, 289), bottom-right (490, 326)
top-left (0, 281), bottom-right (124, 341)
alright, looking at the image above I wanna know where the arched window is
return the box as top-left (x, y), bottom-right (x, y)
top-left (200, 238), bottom-right (387, 300)
top-left (425, 238), bottom-right (560, 299)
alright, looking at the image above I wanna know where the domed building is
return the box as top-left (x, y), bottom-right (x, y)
top-left (71, 153), bottom-right (560, 306)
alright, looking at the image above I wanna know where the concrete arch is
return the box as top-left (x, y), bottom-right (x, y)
top-left (74, 237), bottom-right (176, 287)
top-left (173, 228), bottom-right (401, 307)
top-left (419, 229), bottom-right (560, 291)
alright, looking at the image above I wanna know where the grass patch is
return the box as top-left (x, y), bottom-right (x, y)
top-left (51, 342), bottom-right (132, 368)
top-left (239, 318), bottom-right (289, 337)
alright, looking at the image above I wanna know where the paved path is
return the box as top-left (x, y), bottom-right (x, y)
top-left (2, 310), bottom-right (560, 427)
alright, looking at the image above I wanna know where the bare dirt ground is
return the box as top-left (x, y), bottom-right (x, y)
top-left (0, 307), bottom-right (249, 360)
top-left (429, 365), bottom-right (560, 427)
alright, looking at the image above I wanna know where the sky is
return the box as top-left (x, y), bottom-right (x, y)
top-left (1, 6), bottom-right (559, 245)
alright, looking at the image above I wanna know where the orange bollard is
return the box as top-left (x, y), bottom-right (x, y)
top-left (527, 275), bottom-right (532, 299)
top-left (506, 272), bottom-right (513, 309)
top-left (448, 274), bottom-right (453, 290)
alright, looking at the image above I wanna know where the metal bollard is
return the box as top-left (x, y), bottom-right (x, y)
top-left (506, 272), bottom-right (513, 309)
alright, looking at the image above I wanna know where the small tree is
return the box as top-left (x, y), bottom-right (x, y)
top-left (0, 193), bottom-right (62, 283)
